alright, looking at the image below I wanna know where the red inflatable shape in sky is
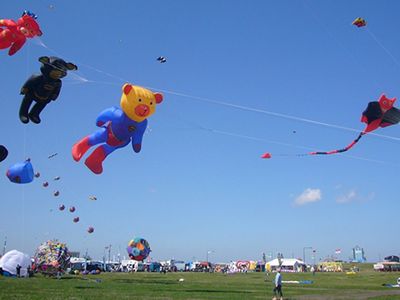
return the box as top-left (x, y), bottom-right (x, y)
top-left (261, 153), bottom-right (272, 159)
top-left (0, 11), bottom-right (42, 56)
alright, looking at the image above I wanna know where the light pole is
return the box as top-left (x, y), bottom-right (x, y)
top-left (206, 250), bottom-right (213, 263)
top-left (2, 236), bottom-right (6, 255)
top-left (277, 252), bottom-right (284, 267)
top-left (303, 247), bottom-right (313, 265)
top-left (267, 252), bottom-right (273, 261)
top-left (103, 246), bottom-right (107, 270)
top-left (312, 249), bottom-right (316, 266)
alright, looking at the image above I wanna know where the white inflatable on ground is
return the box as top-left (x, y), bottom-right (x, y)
top-left (0, 250), bottom-right (31, 277)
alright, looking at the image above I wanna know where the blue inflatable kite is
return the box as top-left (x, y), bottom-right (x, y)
top-left (6, 159), bottom-right (34, 183)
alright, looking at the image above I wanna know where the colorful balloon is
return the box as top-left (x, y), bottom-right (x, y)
top-left (127, 237), bottom-right (151, 261)
top-left (6, 159), bottom-right (34, 184)
top-left (19, 56), bottom-right (77, 124)
top-left (72, 83), bottom-right (163, 174)
top-left (0, 11), bottom-right (42, 56)
top-left (33, 240), bottom-right (70, 275)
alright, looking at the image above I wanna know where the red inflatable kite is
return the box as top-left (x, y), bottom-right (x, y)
top-left (261, 153), bottom-right (271, 159)
top-left (0, 11), bottom-right (42, 56)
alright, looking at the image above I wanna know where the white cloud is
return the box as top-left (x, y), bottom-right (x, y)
top-left (336, 190), bottom-right (357, 204)
top-left (334, 184), bottom-right (343, 190)
top-left (294, 188), bottom-right (322, 206)
top-left (336, 190), bottom-right (375, 204)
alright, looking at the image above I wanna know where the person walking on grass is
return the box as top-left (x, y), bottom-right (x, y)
top-left (272, 268), bottom-right (283, 300)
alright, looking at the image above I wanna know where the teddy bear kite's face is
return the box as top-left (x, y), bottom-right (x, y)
top-left (120, 84), bottom-right (163, 122)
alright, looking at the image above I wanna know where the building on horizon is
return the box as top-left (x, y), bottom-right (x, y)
top-left (69, 251), bottom-right (80, 258)
top-left (352, 245), bottom-right (366, 263)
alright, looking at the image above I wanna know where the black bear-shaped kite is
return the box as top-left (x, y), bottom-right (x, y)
top-left (19, 56), bottom-right (77, 124)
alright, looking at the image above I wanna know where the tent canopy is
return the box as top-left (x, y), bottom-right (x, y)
top-left (266, 258), bottom-right (306, 267)
top-left (0, 249), bottom-right (31, 277)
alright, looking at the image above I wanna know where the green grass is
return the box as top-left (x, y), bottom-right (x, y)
top-left (0, 264), bottom-right (400, 299)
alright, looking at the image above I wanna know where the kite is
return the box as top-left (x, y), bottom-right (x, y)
top-left (87, 226), bottom-right (94, 234)
top-left (53, 176), bottom-right (60, 181)
top-left (6, 159), bottom-right (34, 184)
top-left (383, 284), bottom-right (400, 288)
top-left (261, 153), bottom-right (271, 159)
top-left (59, 204), bottom-right (65, 211)
top-left (19, 56), bottom-right (77, 124)
top-left (42, 181), bottom-right (49, 187)
top-left (34, 172), bottom-right (40, 178)
top-left (352, 17), bottom-right (366, 28)
top-left (127, 237), bottom-right (151, 261)
top-left (33, 240), bottom-right (70, 275)
top-left (261, 94), bottom-right (400, 158)
top-left (0, 11), bottom-right (42, 56)
top-left (282, 280), bottom-right (314, 284)
top-left (157, 56), bottom-right (167, 63)
top-left (53, 190), bottom-right (60, 197)
top-left (69, 206), bottom-right (75, 213)
top-left (48, 153), bottom-right (58, 159)
top-left (72, 83), bottom-right (163, 174)
top-left (383, 278), bottom-right (400, 288)
top-left (88, 195), bottom-right (97, 201)
top-left (0, 250), bottom-right (31, 277)
top-left (0, 145), bottom-right (8, 162)
top-left (73, 217), bottom-right (79, 223)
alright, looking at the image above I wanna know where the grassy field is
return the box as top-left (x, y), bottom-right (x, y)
top-left (0, 264), bottom-right (400, 299)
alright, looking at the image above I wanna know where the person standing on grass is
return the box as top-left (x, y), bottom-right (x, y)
top-left (16, 264), bottom-right (21, 278)
top-left (272, 268), bottom-right (283, 300)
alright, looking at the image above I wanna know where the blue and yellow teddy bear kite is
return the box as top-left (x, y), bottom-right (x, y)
top-left (72, 83), bottom-right (163, 174)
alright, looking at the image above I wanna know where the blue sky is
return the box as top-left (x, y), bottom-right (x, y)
top-left (1, 0), bottom-right (399, 263)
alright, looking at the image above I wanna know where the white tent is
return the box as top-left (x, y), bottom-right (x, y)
top-left (266, 258), bottom-right (306, 272)
top-left (0, 250), bottom-right (31, 277)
